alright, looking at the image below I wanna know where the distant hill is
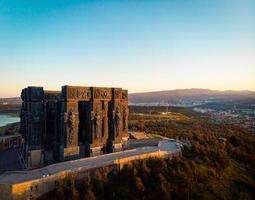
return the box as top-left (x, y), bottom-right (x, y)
top-left (1, 89), bottom-right (255, 107)
top-left (129, 89), bottom-right (255, 106)
top-left (0, 97), bottom-right (21, 103)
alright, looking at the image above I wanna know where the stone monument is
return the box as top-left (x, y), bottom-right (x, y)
top-left (20, 85), bottom-right (129, 168)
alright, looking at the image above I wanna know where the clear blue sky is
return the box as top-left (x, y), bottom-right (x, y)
top-left (0, 0), bottom-right (254, 97)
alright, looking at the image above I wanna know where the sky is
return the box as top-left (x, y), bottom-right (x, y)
top-left (0, 0), bottom-right (255, 97)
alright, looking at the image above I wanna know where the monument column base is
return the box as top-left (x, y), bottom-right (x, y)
top-left (122, 137), bottom-right (129, 150)
top-left (90, 146), bottom-right (104, 157)
top-left (27, 149), bottom-right (44, 169)
top-left (106, 139), bottom-right (113, 153)
top-left (106, 139), bottom-right (124, 153)
top-left (85, 143), bottom-right (104, 157)
top-left (113, 143), bottom-right (123, 152)
top-left (63, 146), bottom-right (80, 161)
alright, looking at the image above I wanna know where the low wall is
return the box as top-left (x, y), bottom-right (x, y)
top-left (0, 149), bottom-right (180, 200)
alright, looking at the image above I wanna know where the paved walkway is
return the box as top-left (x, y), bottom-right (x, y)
top-left (0, 140), bottom-right (181, 185)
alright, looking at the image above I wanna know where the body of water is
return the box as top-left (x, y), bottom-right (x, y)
top-left (0, 115), bottom-right (20, 127)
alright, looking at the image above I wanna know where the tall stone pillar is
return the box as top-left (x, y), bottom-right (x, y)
top-left (107, 88), bottom-right (124, 153)
top-left (21, 87), bottom-right (45, 169)
top-left (55, 86), bottom-right (80, 161)
top-left (42, 95), bottom-right (60, 165)
top-left (82, 87), bottom-right (112, 157)
top-left (121, 90), bottom-right (129, 149)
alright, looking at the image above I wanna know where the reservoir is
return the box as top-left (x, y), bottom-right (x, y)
top-left (0, 115), bottom-right (20, 127)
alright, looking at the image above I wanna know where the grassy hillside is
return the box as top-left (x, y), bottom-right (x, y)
top-left (0, 122), bottom-right (20, 136)
top-left (129, 105), bottom-right (203, 118)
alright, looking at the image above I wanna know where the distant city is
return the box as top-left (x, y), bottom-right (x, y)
top-left (129, 89), bottom-right (255, 132)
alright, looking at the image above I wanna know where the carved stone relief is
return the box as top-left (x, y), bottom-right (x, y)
top-left (123, 105), bottom-right (128, 131)
top-left (113, 105), bottom-right (121, 138)
top-left (94, 88), bottom-right (111, 99)
top-left (77, 87), bottom-right (91, 99)
top-left (122, 90), bottom-right (128, 100)
top-left (114, 89), bottom-right (122, 99)
top-left (68, 88), bottom-right (77, 99)
top-left (67, 110), bottom-right (75, 145)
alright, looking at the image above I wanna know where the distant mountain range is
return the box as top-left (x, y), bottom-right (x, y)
top-left (129, 89), bottom-right (255, 106)
top-left (1, 89), bottom-right (255, 107)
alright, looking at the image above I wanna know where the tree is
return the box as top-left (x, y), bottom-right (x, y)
top-left (82, 176), bottom-right (96, 200)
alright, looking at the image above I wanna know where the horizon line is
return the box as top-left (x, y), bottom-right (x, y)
top-left (1, 88), bottom-right (255, 98)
